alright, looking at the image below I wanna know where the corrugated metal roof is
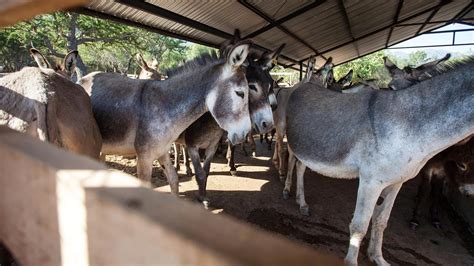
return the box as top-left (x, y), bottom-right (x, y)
top-left (79, 0), bottom-right (473, 70)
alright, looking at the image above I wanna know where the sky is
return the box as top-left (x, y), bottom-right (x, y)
top-left (388, 23), bottom-right (473, 55)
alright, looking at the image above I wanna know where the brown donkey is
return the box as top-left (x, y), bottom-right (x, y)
top-left (0, 49), bottom-right (102, 159)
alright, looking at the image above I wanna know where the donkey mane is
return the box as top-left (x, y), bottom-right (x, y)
top-left (166, 51), bottom-right (221, 78)
top-left (421, 56), bottom-right (474, 79)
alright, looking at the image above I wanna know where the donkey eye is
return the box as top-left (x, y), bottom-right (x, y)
top-left (235, 90), bottom-right (245, 99)
top-left (249, 84), bottom-right (258, 92)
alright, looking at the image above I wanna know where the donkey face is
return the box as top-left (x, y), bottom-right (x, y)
top-left (244, 44), bottom-right (285, 134)
top-left (30, 48), bottom-right (78, 79)
top-left (384, 54), bottom-right (450, 90)
top-left (208, 42), bottom-right (252, 145)
top-left (446, 139), bottom-right (474, 197)
top-left (313, 57), bottom-right (334, 87)
top-left (136, 54), bottom-right (162, 80)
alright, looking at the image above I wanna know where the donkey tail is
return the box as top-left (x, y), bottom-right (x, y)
top-left (35, 92), bottom-right (59, 145)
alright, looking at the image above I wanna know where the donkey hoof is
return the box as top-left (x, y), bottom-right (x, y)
top-left (410, 220), bottom-right (419, 230)
top-left (230, 169), bottom-right (237, 176)
top-left (300, 205), bottom-right (310, 216)
top-left (186, 170), bottom-right (193, 177)
top-left (202, 200), bottom-right (210, 209)
top-left (432, 221), bottom-right (441, 229)
top-left (252, 151), bottom-right (256, 157)
top-left (282, 190), bottom-right (290, 200)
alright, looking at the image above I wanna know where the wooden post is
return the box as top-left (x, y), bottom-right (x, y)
top-left (0, 127), bottom-right (342, 265)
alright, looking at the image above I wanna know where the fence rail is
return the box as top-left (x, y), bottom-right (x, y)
top-left (0, 127), bottom-right (341, 265)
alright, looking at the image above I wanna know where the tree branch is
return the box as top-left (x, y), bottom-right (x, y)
top-left (77, 34), bottom-right (133, 45)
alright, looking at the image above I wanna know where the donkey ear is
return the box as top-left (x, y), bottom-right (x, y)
top-left (226, 41), bottom-right (251, 71)
top-left (416, 53), bottom-right (451, 73)
top-left (233, 29), bottom-right (242, 42)
top-left (29, 48), bottom-right (51, 69)
top-left (338, 69), bottom-right (353, 86)
top-left (325, 69), bottom-right (335, 87)
top-left (63, 50), bottom-right (78, 73)
top-left (322, 57), bottom-right (334, 72)
top-left (136, 53), bottom-right (151, 70)
top-left (383, 56), bottom-right (403, 76)
top-left (305, 55), bottom-right (316, 81)
top-left (259, 43), bottom-right (286, 70)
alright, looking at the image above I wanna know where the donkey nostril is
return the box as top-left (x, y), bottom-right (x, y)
top-left (262, 121), bottom-right (267, 128)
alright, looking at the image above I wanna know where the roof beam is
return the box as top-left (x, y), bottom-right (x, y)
top-left (298, 0), bottom-right (451, 64)
top-left (414, 0), bottom-right (447, 36)
top-left (395, 17), bottom-right (474, 26)
top-left (117, 0), bottom-right (233, 39)
top-left (385, 0), bottom-right (404, 48)
top-left (75, 7), bottom-right (221, 48)
top-left (338, 0), bottom-right (360, 57)
top-left (244, 0), bottom-right (326, 39)
top-left (114, 0), bottom-right (300, 64)
top-left (238, 0), bottom-right (327, 60)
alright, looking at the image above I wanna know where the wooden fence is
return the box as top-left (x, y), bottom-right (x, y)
top-left (0, 127), bottom-right (341, 265)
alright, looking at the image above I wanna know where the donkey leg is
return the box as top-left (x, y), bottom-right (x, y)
top-left (430, 176), bottom-right (444, 229)
top-left (188, 147), bottom-right (208, 206)
top-left (158, 154), bottom-right (179, 195)
top-left (203, 138), bottom-right (220, 177)
top-left (367, 182), bottom-right (403, 266)
top-left (345, 180), bottom-right (384, 266)
top-left (295, 160), bottom-right (309, 216)
top-left (410, 174), bottom-right (431, 229)
top-left (272, 134), bottom-right (281, 169)
top-left (182, 145), bottom-right (193, 176)
top-left (226, 143), bottom-right (237, 175)
top-left (173, 143), bottom-right (180, 171)
top-left (248, 134), bottom-right (256, 157)
top-left (136, 151), bottom-right (154, 184)
top-left (283, 150), bottom-right (296, 199)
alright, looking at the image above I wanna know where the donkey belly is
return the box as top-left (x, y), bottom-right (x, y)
top-left (101, 126), bottom-right (137, 156)
top-left (294, 150), bottom-right (359, 179)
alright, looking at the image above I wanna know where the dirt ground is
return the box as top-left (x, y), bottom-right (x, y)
top-left (106, 138), bottom-right (474, 265)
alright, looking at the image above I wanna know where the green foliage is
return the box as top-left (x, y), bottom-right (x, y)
top-left (0, 12), bottom-right (188, 73)
top-left (333, 51), bottom-right (389, 86)
top-left (186, 44), bottom-right (217, 60)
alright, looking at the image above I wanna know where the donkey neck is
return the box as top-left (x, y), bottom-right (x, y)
top-left (144, 68), bottom-right (219, 136)
top-left (389, 63), bottom-right (474, 153)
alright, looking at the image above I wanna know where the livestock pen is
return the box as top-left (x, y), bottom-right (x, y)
top-left (1, 0), bottom-right (474, 265)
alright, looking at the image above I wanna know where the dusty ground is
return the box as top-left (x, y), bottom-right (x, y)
top-left (106, 139), bottom-right (474, 265)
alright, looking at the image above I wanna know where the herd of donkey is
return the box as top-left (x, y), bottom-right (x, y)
top-left (1, 29), bottom-right (474, 265)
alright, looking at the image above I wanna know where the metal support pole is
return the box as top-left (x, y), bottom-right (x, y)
top-left (299, 61), bottom-right (303, 81)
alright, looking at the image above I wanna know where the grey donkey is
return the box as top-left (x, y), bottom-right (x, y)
top-left (78, 41), bottom-right (253, 194)
top-left (0, 48), bottom-right (101, 159)
top-left (174, 34), bottom-right (284, 206)
top-left (285, 58), bottom-right (474, 265)
top-left (272, 56), bottom-right (334, 180)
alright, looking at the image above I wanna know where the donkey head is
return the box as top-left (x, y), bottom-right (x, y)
top-left (327, 69), bottom-right (353, 90)
top-left (445, 138), bottom-right (474, 197)
top-left (136, 53), bottom-right (162, 80)
top-left (208, 41), bottom-right (252, 145)
top-left (384, 54), bottom-right (451, 90)
top-left (244, 43), bottom-right (285, 133)
top-left (313, 57), bottom-right (334, 87)
top-left (30, 48), bottom-right (78, 79)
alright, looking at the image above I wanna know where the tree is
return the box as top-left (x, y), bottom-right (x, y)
top-left (0, 12), bottom-right (188, 76)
